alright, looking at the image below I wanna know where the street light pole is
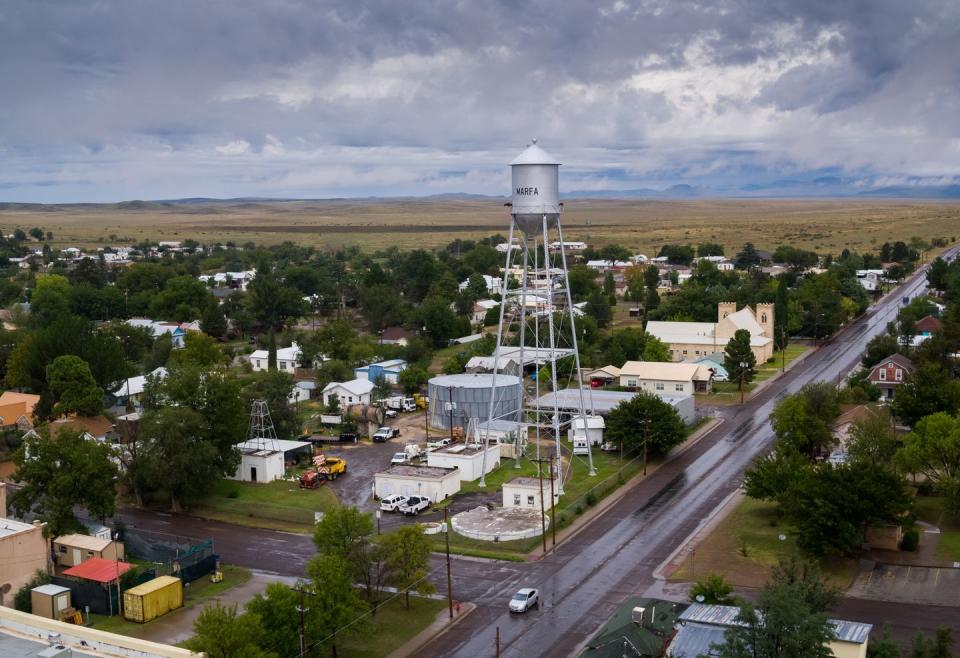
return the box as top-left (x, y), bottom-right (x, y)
top-left (444, 507), bottom-right (453, 620)
top-left (739, 361), bottom-right (748, 405)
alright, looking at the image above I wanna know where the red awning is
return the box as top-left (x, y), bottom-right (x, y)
top-left (63, 557), bottom-right (134, 583)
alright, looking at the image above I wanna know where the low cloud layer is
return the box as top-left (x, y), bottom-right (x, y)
top-left (1, 1), bottom-right (958, 201)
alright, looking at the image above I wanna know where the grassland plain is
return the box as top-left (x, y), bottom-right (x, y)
top-left (4, 198), bottom-right (960, 254)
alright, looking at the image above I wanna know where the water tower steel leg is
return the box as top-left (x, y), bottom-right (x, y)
top-left (481, 219), bottom-right (517, 488)
top-left (542, 214), bottom-right (563, 495)
top-left (515, 236), bottom-right (529, 467)
top-left (556, 218), bottom-right (595, 477)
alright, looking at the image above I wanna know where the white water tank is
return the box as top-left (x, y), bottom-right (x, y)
top-left (510, 140), bottom-right (560, 235)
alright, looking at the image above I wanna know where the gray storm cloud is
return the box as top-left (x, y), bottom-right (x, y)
top-left (0, 0), bottom-right (957, 201)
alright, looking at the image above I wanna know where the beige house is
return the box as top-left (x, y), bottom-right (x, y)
top-left (52, 534), bottom-right (125, 569)
top-left (619, 361), bottom-right (714, 394)
top-left (646, 302), bottom-right (775, 364)
top-left (0, 484), bottom-right (49, 606)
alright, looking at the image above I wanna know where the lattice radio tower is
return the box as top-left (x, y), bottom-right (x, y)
top-left (248, 399), bottom-right (280, 453)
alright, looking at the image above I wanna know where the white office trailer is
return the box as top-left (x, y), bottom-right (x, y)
top-left (374, 464), bottom-right (461, 503)
top-left (568, 415), bottom-right (605, 455)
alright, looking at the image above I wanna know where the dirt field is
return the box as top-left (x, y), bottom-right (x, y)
top-left (3, 198), bottom-right (960, 254)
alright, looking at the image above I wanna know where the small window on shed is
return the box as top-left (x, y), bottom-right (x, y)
top-left (527, 495), bottom-right (535, 506)
top-left (513, 494), bottom-right (521, 506)
top-left (58, 545), bottom-right (66, 554)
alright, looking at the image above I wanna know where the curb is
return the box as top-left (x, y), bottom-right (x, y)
top-left (387, 601), bottom-right (477, 658)
top-left (526, 416), bottom-right (724, 561)
top-left (651, 487), bottom-right (743, 580)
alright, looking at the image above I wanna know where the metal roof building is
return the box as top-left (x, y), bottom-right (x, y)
top-left (534, 388), bottom-right (696, 424)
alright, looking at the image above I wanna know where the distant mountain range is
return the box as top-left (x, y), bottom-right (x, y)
top-left (3, 185), bottom-right (960, 208)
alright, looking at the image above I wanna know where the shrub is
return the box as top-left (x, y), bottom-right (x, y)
top-left (585, 490), bottom-right (597, 507)
top-left (901, 527), bottom-right (920, 552)
top-left (14, 570), bottom-right (50, 612)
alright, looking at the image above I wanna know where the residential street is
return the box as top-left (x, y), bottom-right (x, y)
top-left (108, 251), bottom-right (960, 657)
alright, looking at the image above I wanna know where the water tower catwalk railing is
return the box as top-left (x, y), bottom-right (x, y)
top-left (481, 140), bottom-right (597, 494)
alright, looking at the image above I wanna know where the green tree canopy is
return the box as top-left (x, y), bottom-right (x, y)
top-left (185, 603), bottom-right (273, 658)
top-left (897, 412), bottom-right (960, 513)
top-left (605, 391), bottom-right (687, 458)
top-left (307, 555), bottom-right (370, 658)
top-left (10, 428), bottom-right (118, 537)
top-left (46, 354), bottom-right (104, 417)
top-left (892, 363), bottom-right (960, 427)
top-left (724, 329), bottom-right (757, 390)
top-left (382, 525), bottom-right (435, 608)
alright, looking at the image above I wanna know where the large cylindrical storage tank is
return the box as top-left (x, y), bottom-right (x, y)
top-left (510, 140), bottom-right (560, 235)
top-left (428, 373), bottom-right (522, 430)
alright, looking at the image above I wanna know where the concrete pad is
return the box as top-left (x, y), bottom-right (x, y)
top-left (451, 506), bottom-right (547, 541)
top-left (847, 564), bottom-right (960, 607)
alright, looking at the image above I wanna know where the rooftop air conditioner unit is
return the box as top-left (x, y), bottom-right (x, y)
top-left (632, 606), bottom-right (645, 625)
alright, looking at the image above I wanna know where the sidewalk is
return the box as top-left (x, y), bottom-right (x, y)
top-left (387, 601), bottom-right (476, 658)
top-left (136, 570), bottom-right (297, 645)
top-left (526, 416), bottom-right (724, 561)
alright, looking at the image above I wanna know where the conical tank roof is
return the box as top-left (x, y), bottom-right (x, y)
top-left (509, 140), bottom-right (560, 166)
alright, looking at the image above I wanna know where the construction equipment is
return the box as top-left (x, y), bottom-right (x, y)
top-left (313, 453), bottom-right (347, 480)
top-left (413, 393), bottom-right (430, 410)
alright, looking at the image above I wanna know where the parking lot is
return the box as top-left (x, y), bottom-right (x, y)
top-left (847, 564), bottom-right (960, 606)
top-left (318, 408), bottom-right (436, 514)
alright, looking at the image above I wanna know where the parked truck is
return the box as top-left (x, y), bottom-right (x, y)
top-left (384, 396), bottom-right (418, 412)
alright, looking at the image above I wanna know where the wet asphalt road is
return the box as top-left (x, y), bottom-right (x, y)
top-left (108, 252), bottom-right (960, 656)
top-left (419, 251), bottom-right (960, 658)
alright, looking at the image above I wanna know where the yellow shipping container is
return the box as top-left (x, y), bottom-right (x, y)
top-left (123, 576), bottom-right (183, 623)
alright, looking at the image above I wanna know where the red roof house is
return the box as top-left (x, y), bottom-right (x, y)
top-left (913, 315), bottom-right (943, 335)
top-left (867, 354), bottom-right (915, 400)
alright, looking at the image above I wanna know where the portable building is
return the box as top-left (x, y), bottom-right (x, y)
top-left (502, 477), bottom-right (557, 511)
top-left (52, 534), bottom-right (124, 569)
top-left (31, 584), bottom-right (72, 621)
top-left (123, 576), bottom-right (183, 623)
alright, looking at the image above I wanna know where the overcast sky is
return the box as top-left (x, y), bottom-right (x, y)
top-left (1, 1), bottom-right (958, 202)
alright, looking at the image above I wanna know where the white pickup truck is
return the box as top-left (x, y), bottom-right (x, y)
top-left (399, 496), bottom-right (430, 516)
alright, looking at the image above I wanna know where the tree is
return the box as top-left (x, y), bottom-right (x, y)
top-left (769, 384), bottom-right (839, 459)
top-left (897, 412), bottom-right (960, 513)
top-left (10, 428), bottom-right (119, 536)
top-left (168, 331), bottom-right (223, 368)
top-left (416, 295), bottom-right (459, 347)
top-left (307, 555), bottom-right (369, 658)
top-left (781, 461), bottom-right (911, 555)
top-left (775, 276), bottom-right (790, 350)
top-left (908, 627), bottom-right (954, 658)
top-left (247, 268), bottom-right (305, 331)
top-left (398, 366), bottom-right (429, 394)
top-left (14, 570), bottom-right (50, 612)
top-left (137, 407), bottom-right (222, 512)
top-left (892, 364), bottom-right (960, 427)
top-left (245, 583), bottom-right (305, 657)
top-left (697, 242), bottom-right (725, 257)
top-left (605, 391), bottom-right (687, 458)
top-left (28, 227), bottom-right (44, 241)
top-left (149, 275), bottom-right (214, 321)
top-left (734, 242), bottom-right (762, 271)
top-left (712, 558), bottom-right (837, 658)
top-left (724, 329), bottom-right (757, 393)
top-left (689, 573), bottom-right (736, 605)
top-left (242, 370), bottom-right (301, 440)
top-left (586, 289), bottom-right (612, 328)
top-left (846, 413), bottom-right (899, 466)
top-left (927, 257), bottom-right (950, 292)
top-left (46, 354), bottom-right (104, 416)
top-left (312, 505), bottom-right (384, 608)
top-left (185, 603), bottom-right (272, 658)
top-left (641, 335), bottom-right (671, 362)
top-left (868, 626), bottom-right (902, 658)
top-left (382, 525), bottom-right (435, 608)
top-left (201, 304), bottom-right (228, 339)
top-left (744, 447), bottom-right (810, 502)
top-left (862, 333), bottom-right (901, 368)
top-left (29, 274), bottom-right (71, 328)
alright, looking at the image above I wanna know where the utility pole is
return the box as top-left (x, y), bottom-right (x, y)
top-left (496, 626), bottom-right (501, 658)
top-left (550, 455), bottom-right (557, 548)
top-left (297, 584), bottom-right (307, 658)
top-left (781, 325), bottom-right (786, 373)
top-left (640, 418), bottom-right (650, 476)
top-left (532, 457), bottom-right (549, 553)
top-left (444, 507), bottom-right (453, 620)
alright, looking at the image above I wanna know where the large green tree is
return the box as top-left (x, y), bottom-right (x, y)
top-left (382, 525), bottom-right (435, 608)
top-left (712, 559), bottom-right (838, 658)
top-left (897, 412), bottom-right (960, 513)
top-left (245, 583), bottom-right (306, 657)
top-left (10, 428), bottom-right (118, 536)
top-left (605, 391), bottom-right (687, 458)
top-left (892, 363), bottom-right (960, 427)
top-left (185, 603), bottom-right (272, 658)
top-left (307, 555), bottom-right (370, 658)
top-left (46, 354), bottom-right (104, 416)
top-left (724, 329), bottom-right (757, 393)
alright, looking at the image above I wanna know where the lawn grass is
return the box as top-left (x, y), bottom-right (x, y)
top-left (337, 595), bottom-right (447, 658)
top-left (670, 496), bottom-right (857, 589)
top-left (88, 565), bottom-right (252, 638)
top-left (189, 478), bottom-right (338, 533)
top-left (912, 495), bottom-right (960, 562)
top-left (708, 345), bottom-right (809, 404)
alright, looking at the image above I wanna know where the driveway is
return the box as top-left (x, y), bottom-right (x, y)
top-left (847, 564), bottom-right (960, 606)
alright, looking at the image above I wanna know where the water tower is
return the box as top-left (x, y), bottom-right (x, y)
top-left (481, 140), bottom-right (596, 494)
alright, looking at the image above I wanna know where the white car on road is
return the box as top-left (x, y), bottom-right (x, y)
top-left (509, 588), bottom-right (539, 613)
